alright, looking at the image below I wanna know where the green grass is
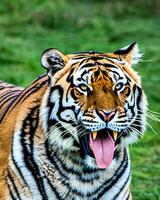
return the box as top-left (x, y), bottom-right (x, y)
top-left (0, 1), bottom-right (160, 199)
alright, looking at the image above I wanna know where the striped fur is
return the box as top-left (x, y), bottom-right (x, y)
top-left (0, 43), bottom-right (147, 199)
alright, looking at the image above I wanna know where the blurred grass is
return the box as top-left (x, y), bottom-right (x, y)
top-left (0, 0), bottom-right (160, 199)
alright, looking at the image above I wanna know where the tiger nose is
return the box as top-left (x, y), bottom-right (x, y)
top-left (98, 110), bottom-right (115, 121)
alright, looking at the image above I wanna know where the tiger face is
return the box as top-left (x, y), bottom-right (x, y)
top-left (41, 43), bottom-right (147, 169)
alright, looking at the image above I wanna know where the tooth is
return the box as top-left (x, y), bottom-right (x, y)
top-left (92, 132), bottom-right (97, 140)
top-left (113, 131), bottom-right (118, 141)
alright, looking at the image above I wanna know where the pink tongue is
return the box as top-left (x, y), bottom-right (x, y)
top-left (89, 133), bottom-right (115, 169)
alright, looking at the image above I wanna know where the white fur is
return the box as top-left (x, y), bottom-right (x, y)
top-left (11, 130), bottom-right (43, 200)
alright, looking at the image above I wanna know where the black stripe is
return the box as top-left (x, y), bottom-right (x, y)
top-left (127, 95), bottom-right (136, 115)
top-left (46, 139), bottom-right (97, 183)
top-left (11, 146), bottom-right (29, 192)
top-left (0, 97), bottom-right (17, 122)
top-left (45, 140), bottom-right (70, 181)
top-left (80, 63), bottom-right (95, 69)
top-left (80, 68), bottom-right (96, 79)
top-left (0, 86), bottom-right (5, 90)
top-left (21, 106), bottom-right (48, 200)
top-left (4, 85), bottom-right (21, 89)
top-left (7, 169), bottom-right (21, 200)
top-left (136, 86), bottom-right (142, 110)
top-left (118, 114), bottom-right (126, 119)
top-left (73, 51), bottom-right (101, 54)
top-left (95, 149), bottom-right (129, 199)
top-left (45, 141), bottom-right (69, 199)
top-left (14, 80), bottom-right (46, 106)
top-left (125, 192), bottom-right (131, 200)
top-left (2, 75), bottom-right (48, 120)
top-left (0, 95), bottom-right (18, 109)
top-left (71, 56), bottom-right (87, 60)
top-left (112, 172), bottom-right (131, 200)
top-left (70, 152), bottom-right (129, 199)
top-left (0, 91), bottom-right (19, 102)
top-left (44, 177), bottom-right (64, 200)
top-left (77, 58), bottom-right (89, 67)
top-left (96, 62), bottom-right (118, 69)
top-left (66, 67), bottom-right (75, 85)
top-left (14, 75), bottom-right (47, 107)
top-left (48, 86), bottom-right (76, 124)
top-left (104, 68), bottom-right (122, 77)
top-left (7, 185), bottom-right (17, 200)
top-left (105, 58), bottom-right (117, 64)
top-left (30, 73), bottom-right (48, 85)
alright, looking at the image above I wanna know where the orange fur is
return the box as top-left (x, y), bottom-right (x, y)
top-left (0, 75), bottom-right (48, 199)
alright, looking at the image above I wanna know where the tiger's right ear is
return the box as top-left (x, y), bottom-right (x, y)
top-left (41, 48), bottom-right (67, 73)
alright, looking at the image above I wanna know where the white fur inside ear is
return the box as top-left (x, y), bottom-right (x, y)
top-left (131, 43), bottom-right (143, 65)
top-left (41, 53), bottom-right (50, 69)
top-left (41, 48), bottom-right (64, 69)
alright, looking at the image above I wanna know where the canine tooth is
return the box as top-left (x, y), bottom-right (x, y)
top-left (92, 132), bottom-right (97, 140)
top-left (113, 131), bottom-right (118, 141)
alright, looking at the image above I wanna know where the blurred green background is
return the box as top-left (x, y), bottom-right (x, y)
top-left (0, 0), bottom-right (160, 199)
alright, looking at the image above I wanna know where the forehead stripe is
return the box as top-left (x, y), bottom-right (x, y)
top-left (72, 56), bottom-right (87, 60)
top-left (97, 63), bottom-right (118, 69)
top-left (80, 67), bottom-right (99, 78)
top-left (81, 63), bottom-right (95, 69)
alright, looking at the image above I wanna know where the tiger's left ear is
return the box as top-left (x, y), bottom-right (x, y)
top-left (41, 48), bottom-right (67, 74)
top-left (114, 42), bottom-right (142, 66)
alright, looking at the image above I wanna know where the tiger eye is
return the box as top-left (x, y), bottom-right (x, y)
top-left (79, 84), bottom-right (88, 92)
top-left (71, 88), bottom-right (80, 100)
top-left (123, 87), bottom-right (130, 96)
top-left (115, 82), bottom-right (124, 91)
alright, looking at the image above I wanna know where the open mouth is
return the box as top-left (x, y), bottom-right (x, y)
top-left (79, 129), bottom-right (121, 169)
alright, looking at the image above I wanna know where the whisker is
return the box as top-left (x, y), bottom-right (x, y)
top-left (137, 109), bottom-right (160, 117)
top-left (131, 123), bottom-right (143, 128)
top-left (147, 111), bottom-right (160, 116)
top-left (140, 59), bottom-right (154, 63)
top-left (147, 108), bottom-right (160, 115)
top-left (48, 130), bottom-right (69, 141)
top-left (128, 127), bottom-right (143, 138)
top-left (47, 122), bottom-right (77, 136)
top-left (77, 129), bottom-right (89, 137)
top-left (134, 109), bottom-right (160, 122)
top-left (131, 126), bottom-right (143, 135)
top-left (146, 122), bottom-right (159, 135)
top-left (117, 131), bottom-right (125, 139)
top-left (46, 123), bottom-right (83, 143)
top-left (147, 115), bottom-right (160, 122)
top-left (79, 132), bottom-right (90, 137)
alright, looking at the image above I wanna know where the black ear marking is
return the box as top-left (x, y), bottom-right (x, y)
top-left (114, 42), bottom-right (136, 55)
top-left (114, 42), bottom-right (142, 66)
top-left (47, 56), bottom-right (63, 67)
top-left (41, 48), bottom-right (66, 72)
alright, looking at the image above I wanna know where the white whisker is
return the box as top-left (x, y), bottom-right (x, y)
top-left (148, 108), bottom-right (160, 115)
top-left (128, 127), bottom-right (143, 137)
top-left (146, 122), bottom-right (159, 135)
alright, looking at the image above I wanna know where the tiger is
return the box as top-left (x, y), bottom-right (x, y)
top-left (0, 42), bottom-right (147, 200)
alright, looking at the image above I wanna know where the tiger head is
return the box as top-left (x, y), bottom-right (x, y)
top-left (40, 43), bottom-right (147, 169)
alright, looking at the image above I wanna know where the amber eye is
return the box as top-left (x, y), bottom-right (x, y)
top-left (115, 82), bottom-right (124, 91)
top-left (123, 86), bottom-right (130, 96)
top-left (78, 84), bottom-right (89, 92)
